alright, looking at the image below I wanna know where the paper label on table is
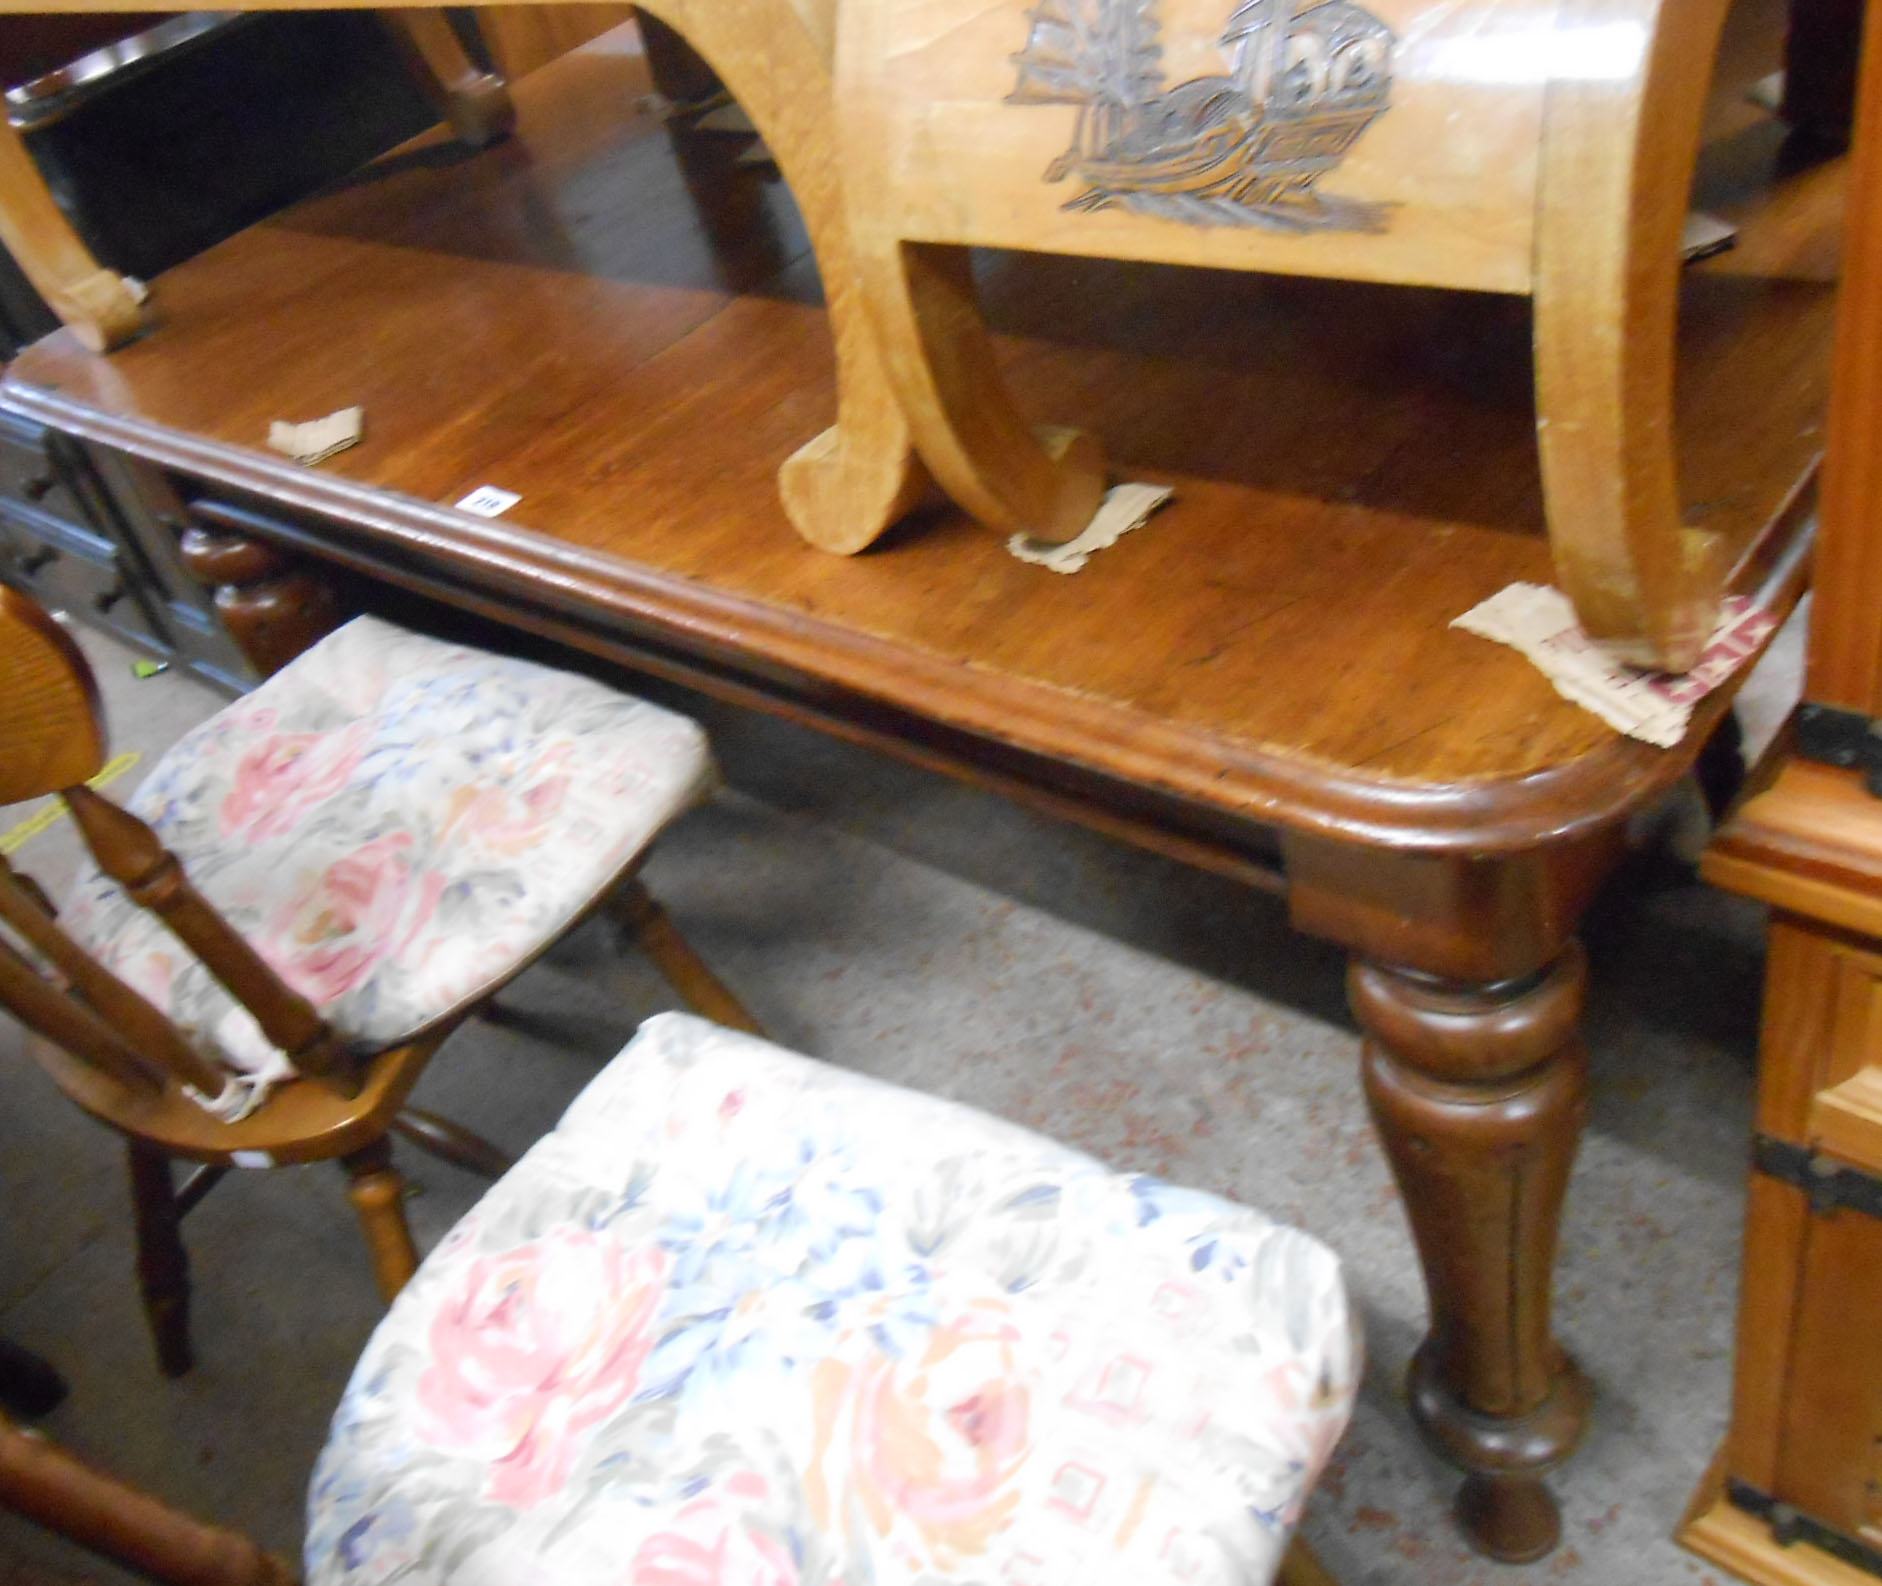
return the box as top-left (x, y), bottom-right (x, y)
top-left (267, 406), bottom-right (363, 466)
top-left (455, 485), bottom-right (521, 518)
top-left (694, 103), bottom-right (758, 135)
top-left (1006, 482), bottom-right (1175, 573)
top-left (1451, 583), bottom-right (1778, 748)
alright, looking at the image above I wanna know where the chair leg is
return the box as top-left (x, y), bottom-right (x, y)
top-left (0, 118), bottom-right (146, 352)
top-left (392, 1108), bottom-right (514, 1179)
top-left (0, 1410), bottom-right (295, 1585)
top-left (608, 879), bottom-right (765, 1036)
top-left (341, 1139), bottom-right (420, 1302)
top-left (126, 1143), bottom-right (192, 1379)
top-left (377, 10), bottom-right (516, 150)
top-left (0, 1338), bottom-right (66, 1420)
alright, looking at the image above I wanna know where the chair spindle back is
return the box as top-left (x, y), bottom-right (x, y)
top-left (0, 586), bottom-right (359, 1104)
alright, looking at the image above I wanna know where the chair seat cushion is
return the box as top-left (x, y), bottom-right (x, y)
top-left (307, 1014), bottom-right (1358, 1586)
top-left (61, 619), bottom-right (715, 1116)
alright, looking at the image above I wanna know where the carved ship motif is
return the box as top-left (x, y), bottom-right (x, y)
top-left (1009, 0), bottom-right (1396, 231)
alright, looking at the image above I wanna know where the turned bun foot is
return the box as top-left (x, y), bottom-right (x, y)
top-left (1455, 1475), bottom-right (1560, 1564)
top-left (1409, 1341), bottom-right (1594, 1563)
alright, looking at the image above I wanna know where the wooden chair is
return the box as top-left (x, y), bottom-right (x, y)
top-left (0, 12), bottom-right (513, 355)
top-left (304, 1012), bottom-right (1354, 1586)
top-left (0, 4), bottom-right (926, 560)
top-left (0, 585), bottom-right (759, 1378)
top-left (834, 0), bottom-right (1800, 670)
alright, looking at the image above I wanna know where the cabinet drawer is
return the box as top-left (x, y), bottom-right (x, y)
top-left (0, 513), bottom-right (163, 651)
top-left (0, 413), bottom-right (90, 526)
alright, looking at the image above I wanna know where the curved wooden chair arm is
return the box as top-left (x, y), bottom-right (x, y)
top-left (1533, 0), bottom-right (1735, 672)
top-left (837, 0), bottom-right (1753, 665)
top-left (636, 0), bottom-right (927, 552)
top-left (0, 117), bottom-right (144, 353)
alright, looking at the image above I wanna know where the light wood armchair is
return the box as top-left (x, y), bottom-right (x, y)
top-left (0, 11), bottom-right (514, 355)
top-left (0, 3), bottom-right (927, 558)
top-left (834, 0), bottom-right (1805, 670)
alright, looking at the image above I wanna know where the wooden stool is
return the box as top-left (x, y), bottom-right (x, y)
top-left (837, 0), bottom-right (1759, 669)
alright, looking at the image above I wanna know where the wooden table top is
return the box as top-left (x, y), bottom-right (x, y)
top-left (1, 12), bottom-right (1840, 852)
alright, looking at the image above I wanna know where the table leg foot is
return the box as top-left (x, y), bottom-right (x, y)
top-left (1410, 1342), bottom-right (1593, 1561)
top-left (1455, 1474), bottom-right (1560, 1564)
top-left (1351, 945), bottom-right (1593, 1562)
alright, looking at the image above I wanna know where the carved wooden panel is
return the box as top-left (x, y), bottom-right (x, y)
top-left (840, 0), bottom-right (1563, 293)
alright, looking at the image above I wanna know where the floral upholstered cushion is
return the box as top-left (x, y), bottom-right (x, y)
top-left (307, 1013), bottom-right (1359, 1586)
top-left (60, 619), bottom-right (715, 1118)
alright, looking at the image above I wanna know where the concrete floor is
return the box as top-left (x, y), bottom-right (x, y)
top-left (0, 613), bottom-right (1796, 1586)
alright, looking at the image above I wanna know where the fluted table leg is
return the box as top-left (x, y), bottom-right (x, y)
top-left (1352, 949), bottom-right (1593, 1561)
top-left (1284, 829), bottom-right (1621, 1562)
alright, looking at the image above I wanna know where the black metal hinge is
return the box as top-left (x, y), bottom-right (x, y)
top-left (1728, 1480), bottom-right (1882, 1579)
top-left (1754, 1134), bottom-right (1882, 1219)
top-left (1796, 702), bottom-right (1882, 796)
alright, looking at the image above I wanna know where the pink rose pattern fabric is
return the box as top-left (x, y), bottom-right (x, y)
top-left (59, 618), bottom-right (714, 1117)
top-left (307, 1015), bottom-right (1358, 1586)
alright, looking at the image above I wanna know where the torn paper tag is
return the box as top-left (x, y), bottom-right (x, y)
top-left (1452, 582), bottom-right (1778, 747)
top-left (267, 407), bottom-right (363, 466)
top-left (1681, 210), bottom-right (1738, 264)
top-left (1006, 482), bottom-right (1174, 573)
top-left (694, 102), bottom-right (758, 135)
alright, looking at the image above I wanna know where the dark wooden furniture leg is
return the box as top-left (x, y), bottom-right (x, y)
top-left (1353, 951), bottom-right (1593, 1562)
top-left (0, 1338), bottom-right (65, 1420)
top-left (174, 513), bottom-right (346, 680)
top-left (392, 1108), bottom-right (514, 1179)
top-left (1783, 0), bottom-right (1864, 144)
top-left (1, 1407), bottom-right (295, 1585)
top-left (126, 1141), bottom-right (192, 1379)
top-left (636, 11), bottom-right (723, 108)
top-left (1286, 833), bottom-right (1620, 1562)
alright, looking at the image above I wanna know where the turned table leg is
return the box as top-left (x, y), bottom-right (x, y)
top-left (1283, 830), bottom-right (1620, 1561)
top-left (1351, 949), bottom-right (1593, 1561)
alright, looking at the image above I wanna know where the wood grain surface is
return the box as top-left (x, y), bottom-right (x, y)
top-left (1, 11), bottom-right (1836, 851)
